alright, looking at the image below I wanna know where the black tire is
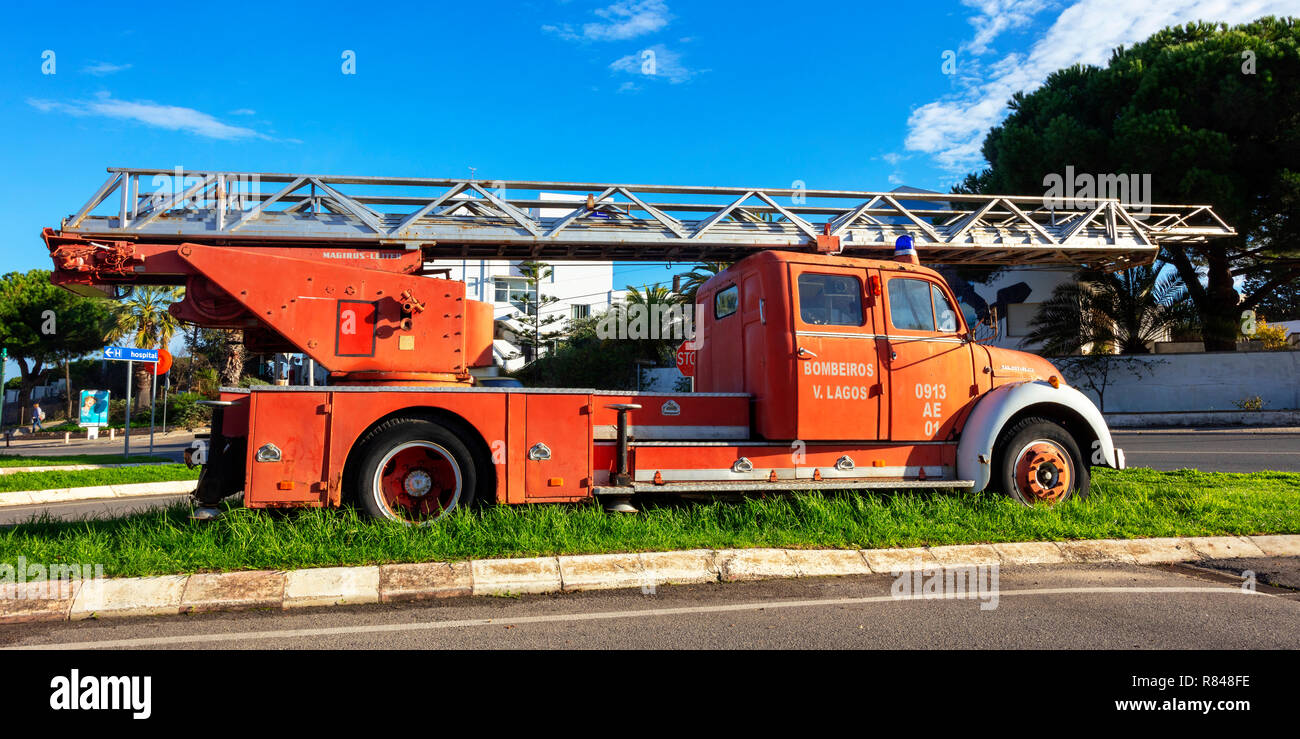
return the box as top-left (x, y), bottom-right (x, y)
top-left (349, 417), bottom-right (477, 524)
top-left (993, 416), bottom-right (1090, 506)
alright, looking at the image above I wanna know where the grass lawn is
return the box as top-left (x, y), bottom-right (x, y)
top-left (1, 468), bottom-right (1296, 578)
top-left (0, 453), bottom-right (172, 468)
top-left (0, 465), bottom-right (199, 493)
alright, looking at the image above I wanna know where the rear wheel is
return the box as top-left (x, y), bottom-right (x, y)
top-left (350, 417), bottom-right (477, 524)
top-left (994, 417), bottom-right (1089, 506)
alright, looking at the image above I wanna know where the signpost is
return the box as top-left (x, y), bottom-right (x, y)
top-left (674, 345), bottom-right (697, 376)
top-left (674, 344), bottom-right (696, 393)
top-left (102, 346), bottom-right (159, 459)
top-left (0, 347), bottom-right (7, 441)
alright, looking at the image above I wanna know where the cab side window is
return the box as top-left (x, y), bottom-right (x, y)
top-left (714, 285), bottom-right (739, 319)
top-left (931, 284), bottom-right (959, 333)
top-left (887, 278), bottom-right (936, 331)
top-left (798, 273), bottom-right (863, 326)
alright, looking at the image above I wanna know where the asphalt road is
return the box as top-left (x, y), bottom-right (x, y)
top-left (3, 562), bottom-right (1296, 650)
top-left (1114, 429), bottom-right (1300, 473)
top-left (0, 431), bottom-right (198, 463)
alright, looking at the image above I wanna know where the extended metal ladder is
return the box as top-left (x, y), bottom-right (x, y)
top-left (58, 167), bottom-right (1236, 270)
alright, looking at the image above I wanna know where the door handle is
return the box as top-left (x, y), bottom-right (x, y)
top-left (796, 347), bottom-right (817, 359)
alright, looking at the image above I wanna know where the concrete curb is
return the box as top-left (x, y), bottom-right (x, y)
top-left (0, 479), bottom-right (196, 507)
top-left (2, 534), bottom-right (1296, 624)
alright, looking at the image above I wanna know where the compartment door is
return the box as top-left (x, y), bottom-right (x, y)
top-left (524, 394), bottom-right (592, 500)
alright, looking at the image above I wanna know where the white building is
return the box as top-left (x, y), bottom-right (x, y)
top-left (434, 193), bottom-right (624, 371)
top-left (436, 258), bottom-right (622, 370)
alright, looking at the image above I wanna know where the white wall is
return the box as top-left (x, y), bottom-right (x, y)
top-left (1059, 351), bottom-right (1299, 413)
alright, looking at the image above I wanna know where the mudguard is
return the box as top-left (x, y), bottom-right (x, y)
top-left (957, 380), bottom-right (1123, 492)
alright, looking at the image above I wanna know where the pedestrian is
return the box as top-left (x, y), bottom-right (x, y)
top-left (31, 401), bottom-right (46, 433)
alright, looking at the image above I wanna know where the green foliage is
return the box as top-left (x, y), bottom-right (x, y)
top-left (105, 286), bottom-right (183, 410)
top-left (1025, 263), bottom-right (1194, 355)
top-left (960, 17), bottom-right (1300, 350)
top-left (0, 269), bottom-right (113, 401)
top-left (0, 464), bottom-right (197, 494)
top-left (182, 328), bottom-right (246, 387)
top-left (166, 392), bottom-right (213, 430)
top-left (0, 453), bottom-right (171, 467)
top-left (676, 261), bottom-right (730, 303)
top-left (513, 314), bottom-right (647, 389)
top-left (508, 261), bottom-right (566, 363)
top-left (1245, 318), bottom-right (1293, 350)
top-left (1233, 395), bottom-right (1266, 411)
top-left (106, 286), bottom-right (183, 350)
top-left (2, 468), bottom-right (1298, 578)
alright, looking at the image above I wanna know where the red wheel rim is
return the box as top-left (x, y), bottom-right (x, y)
top-left (1012, 440), bottom-right (1072, 504)
top-left (372, 441), bottom-right (462, 522)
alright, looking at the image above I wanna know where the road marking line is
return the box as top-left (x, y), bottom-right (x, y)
top-left (1127, 450), bottom-right (1300, 455)
top-left (6, 586), bottom-right (1270, 650)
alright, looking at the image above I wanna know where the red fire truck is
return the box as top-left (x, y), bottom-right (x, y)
top-left (44, 168), bottom-right (1235, 522)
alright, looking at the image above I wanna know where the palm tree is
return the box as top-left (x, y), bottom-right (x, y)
top-left (618, 283), bottom-right (687, 364)
top-left (106, 286), bottom-right (183, 409)
top-left (1024, 263), bottom-right (1194, 356)
top-left (677, 261), bottom-right (730, 304)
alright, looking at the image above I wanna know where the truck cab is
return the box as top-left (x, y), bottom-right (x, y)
top-left (693, 250), bottom-right (1125, 504)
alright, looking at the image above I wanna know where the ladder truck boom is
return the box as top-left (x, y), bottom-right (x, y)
top-left (56, 167), bottom-right (1233, 267)
top-left (41, 167), bottom-right (1236, 521)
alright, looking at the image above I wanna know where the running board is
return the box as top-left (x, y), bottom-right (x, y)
top-left (594, 479), bottom-right (976, 495)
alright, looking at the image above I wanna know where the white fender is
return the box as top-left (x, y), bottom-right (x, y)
top-left (957, 380), bottom-right (1123, 492)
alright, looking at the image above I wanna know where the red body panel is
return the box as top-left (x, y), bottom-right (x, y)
top-left (48, 231), bottom-right (1071, 510)
top-left (237, 388), bottom-right (753, 508)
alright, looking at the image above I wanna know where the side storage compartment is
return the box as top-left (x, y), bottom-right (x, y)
top-left (524, 394), bottom-right (592, 501)
top-left (244, 390), bottom-right (330, 507)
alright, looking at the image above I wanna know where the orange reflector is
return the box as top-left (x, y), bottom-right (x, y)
top-left (1048, 375), bottom-right (1061, 388)
top-left (872, 460), bottom-right (885, 467)
top-left (277, 481), bottom-right (294, 490)
top-left (547, 477), bottom-right (563, 487)
top-left (869, 275), bottom-right (882, 296)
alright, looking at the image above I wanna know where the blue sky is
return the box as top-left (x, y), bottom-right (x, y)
top-left (1, 0), bottom-right (1291, 375)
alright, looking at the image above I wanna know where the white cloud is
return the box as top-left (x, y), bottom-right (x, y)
top-left (906, 0), bottom-right (1296, 174)
top-left (545, 0), bottom-right (672, 42)
top-left (229, 108), bottom-right (256, 116)
top-left (83, 61), bottom-right (132, 76)
top-left (28, 92), bottom-right (271, 141)
top-left (960, 0), bottom-right (1053, 55)
top-left (610, 43), bottom-right (698, 83)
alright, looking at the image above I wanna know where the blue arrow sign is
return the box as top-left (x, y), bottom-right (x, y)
top-left (103, 346), bottom-right (159, 362)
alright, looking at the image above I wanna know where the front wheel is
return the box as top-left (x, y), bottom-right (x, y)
top-left (994, 417), bottom-right (1090, 506)
top-left (350, 417), bottom-right (477, 524)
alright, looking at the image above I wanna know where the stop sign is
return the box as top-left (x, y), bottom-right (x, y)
top-left (674, 345), bottom-right (696, 377)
